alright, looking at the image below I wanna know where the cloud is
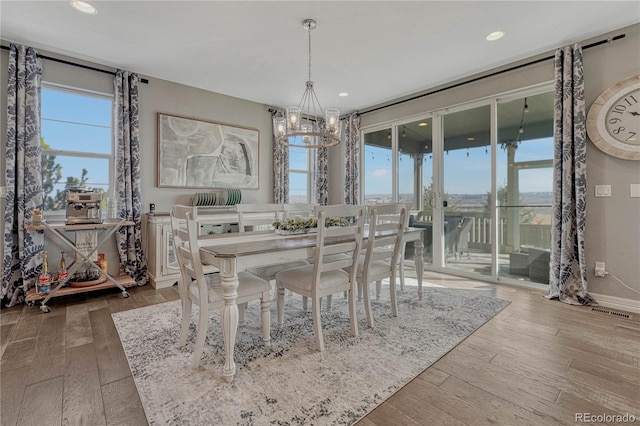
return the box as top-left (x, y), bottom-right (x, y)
top-left (371, 168), bottom-right (389, 177)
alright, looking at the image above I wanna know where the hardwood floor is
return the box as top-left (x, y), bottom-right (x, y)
top-left (1, 273), bottom-right (638, 425)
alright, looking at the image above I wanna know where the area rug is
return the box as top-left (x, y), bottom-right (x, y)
top-left (112, 282), bottom-right (509, 425)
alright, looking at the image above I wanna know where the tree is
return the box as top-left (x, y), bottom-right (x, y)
top-left (484, 182), bottom-right (535, 224)
top-left (41, 138), bottom-right (95, 211)
top-left (422, 182), bottom-right (460, 214)
top-left (41, 138), bottom-right (62, 210)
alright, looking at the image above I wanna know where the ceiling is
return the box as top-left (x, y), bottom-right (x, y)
top-left (1, 1), bottom-right (639, 114)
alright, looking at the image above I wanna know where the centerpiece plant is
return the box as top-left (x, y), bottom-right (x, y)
top-left (272, 216), bottom-right (349, 233)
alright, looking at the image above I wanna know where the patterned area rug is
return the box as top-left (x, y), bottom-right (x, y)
top-left (112, 280), bottom-right (509, 425)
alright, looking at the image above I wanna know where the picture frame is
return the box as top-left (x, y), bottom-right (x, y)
top-left (156, 113), bottom-right (259, 189)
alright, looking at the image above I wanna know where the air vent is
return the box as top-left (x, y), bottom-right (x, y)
top-left (591, 307), bottom-right (632, 320)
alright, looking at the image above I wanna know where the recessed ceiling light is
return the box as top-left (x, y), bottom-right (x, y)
top-left (338, 92), bottom-right (349, 97)
top-left (467, 137), bottom-right (476, 141)
top-left (70, 0), bottom-right (97, 15)
top-left (486, 30), bottom-right (505, 41)
top-left (418, 122), bottom-right (428, 127)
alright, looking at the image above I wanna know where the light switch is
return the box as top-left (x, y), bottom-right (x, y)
top-left (631, 184), bottom-right (640, 198)
top-left (595, 184), bottom-right (611, 197)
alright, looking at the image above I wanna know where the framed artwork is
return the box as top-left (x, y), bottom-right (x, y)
top-left (157, 113), bottom-right (259, 189)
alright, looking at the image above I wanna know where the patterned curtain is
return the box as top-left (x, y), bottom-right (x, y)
top-left (2, 44), bottom-right (44, 307)
top-left (114, 70), bottom-right (147, 285)
top-left (271, 109), bottom-right (289, 203)
top-left (547, 45), bottom-right (595, 306)
top-left (313, 147), bottom-right (328, 205)
top-left (343, 113), bottom-right (360, 204)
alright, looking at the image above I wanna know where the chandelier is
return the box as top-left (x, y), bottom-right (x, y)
top-left (274, 19), bottom-right (341, 149)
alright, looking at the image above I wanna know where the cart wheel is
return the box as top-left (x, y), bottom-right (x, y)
top-left (122, 291), bottom-right (130, 298)
top-left (40, 305), bottom-right (51, 314)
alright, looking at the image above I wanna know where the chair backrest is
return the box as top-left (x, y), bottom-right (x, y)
top-left (312, 204), bottom-right (365, 288)
top-left (364, 203), bottom-right (407, 273)
top-left (170, 205), bottom-right (200, 298)
top-left (179, 208), bottom-right (216, 304)
top-left (279, 203), bottom-right (316, 219)
top-left (236, 203), bottom-right (283, 232)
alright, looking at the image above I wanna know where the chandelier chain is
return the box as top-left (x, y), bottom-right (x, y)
top-left (307, 23), bottom-right (312, 82)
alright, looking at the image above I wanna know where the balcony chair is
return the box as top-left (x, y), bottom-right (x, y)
top-left (171, 205), bottom-right (271, 368)
top-left (275, 204), bottom-right (365, 351)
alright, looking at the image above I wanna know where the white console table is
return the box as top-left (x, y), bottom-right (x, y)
top-left (26, 220), bottom-right (136, 313)
top-left (145, 208), bottom-right (240, 288)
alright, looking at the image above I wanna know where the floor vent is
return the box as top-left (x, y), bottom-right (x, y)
top-left (591, 307), bottom-right (632, 320)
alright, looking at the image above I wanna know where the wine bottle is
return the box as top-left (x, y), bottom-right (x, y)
top-left (57, 251), bottom-right (68, 283)
top-left (37, 251), bottom-right (51, 294)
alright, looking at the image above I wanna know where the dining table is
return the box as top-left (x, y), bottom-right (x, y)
top-left (199, 226), bottom-right (425, 382)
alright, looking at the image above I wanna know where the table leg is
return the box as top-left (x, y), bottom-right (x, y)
top-left (414, 237), bottom-right (424, 300)
top-left (219, 258), bottom-right (239, 383)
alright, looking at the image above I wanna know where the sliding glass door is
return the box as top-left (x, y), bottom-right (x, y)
top-left (442, 105), bottom-right (492, 276)
top-left (497, 92), bottom-right (554, 284)
top-left (361, 85), bottom-right (554, 285)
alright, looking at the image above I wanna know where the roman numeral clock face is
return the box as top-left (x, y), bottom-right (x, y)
top-left (587, 74), bottom-right (640, 161)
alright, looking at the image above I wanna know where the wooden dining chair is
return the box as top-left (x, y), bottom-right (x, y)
top-left (171, 205), bottom-right (271, 368)
top-left (275, 204), bottom-right (365, 351)
top-left (353, 203), bottom-right (407, 328)
top-left (236, 203), bottom-right (310, 282)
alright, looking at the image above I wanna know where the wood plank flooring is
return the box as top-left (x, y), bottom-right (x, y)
top-left (1, 272), bottom-right (638, 426)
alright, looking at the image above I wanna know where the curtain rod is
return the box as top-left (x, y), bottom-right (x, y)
top-left (0, 44), bottom-right (149, 84)
top-left (359, 33), bottom-right (626, 115)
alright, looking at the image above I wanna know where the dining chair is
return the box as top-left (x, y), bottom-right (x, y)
top-left (275, 204), bottom-right (365, 351)
top-left (171, 205), bottom-right (271, 368)
top-left (236, 203), bottom-right (310, 282)
top-left (352, 203), bottom-right (407, 328)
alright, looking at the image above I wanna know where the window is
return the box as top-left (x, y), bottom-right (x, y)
top-left (40, 84), bottom-right (113, 214)
top-left (288, 146), bottom-right (310, 203)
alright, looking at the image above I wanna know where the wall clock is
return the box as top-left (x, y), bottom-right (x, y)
top-left (586, 74), bottom-right (640, 161)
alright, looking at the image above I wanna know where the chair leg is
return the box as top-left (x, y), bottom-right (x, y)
top-left (348, 287), bottom-right (359, 338)
top-left (302, 296), bottom-right (308, 312)
top-left (389, 274), bottom-right (399, 317)
top-left (260, 291), bottom-right (271, 347)
top-left (362, 280), bottom-right (374, 328)
top-left (311, 296), bottom-right (325, 352)
top-left (399, 245), bottom-right (406, 291)
top-left (375, 280), bottom-right (382, 300)
top-left (277, 283), bottom-right (285, 330)
top-left (192, 303), bottom-right (208, 368)
top-left (326, 294), bottom-right (332, 310)
top-left (179, 296), bottom-right (192, 346)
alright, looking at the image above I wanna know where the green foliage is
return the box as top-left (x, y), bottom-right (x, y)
top-left (272, 216), bottom-right (349, 231)
top-left (41, 138), bottom-right (100, 211)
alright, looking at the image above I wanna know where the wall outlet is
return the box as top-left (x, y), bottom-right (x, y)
top-left (594, 261), bottom-right (606, 277)
top-left (595, 185), bottom-right (611, 197)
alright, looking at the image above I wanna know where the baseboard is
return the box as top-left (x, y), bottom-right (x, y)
top-left (590, 292), bottom-right (640, 314)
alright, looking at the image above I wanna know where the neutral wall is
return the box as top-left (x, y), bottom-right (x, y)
top-left (348, 24), bottom-right (640, 305)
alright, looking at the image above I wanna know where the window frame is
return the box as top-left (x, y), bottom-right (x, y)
top-left (287, 145), bottom-right (312, 203)
top-left (40, 82), bottom-right (114, 217)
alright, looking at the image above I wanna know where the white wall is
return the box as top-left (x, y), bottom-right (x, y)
top-left (346, 24), bottom-right (640, 304)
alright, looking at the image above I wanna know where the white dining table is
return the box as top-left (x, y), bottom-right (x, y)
top-left (199, 227), bottom-right (424, 382)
